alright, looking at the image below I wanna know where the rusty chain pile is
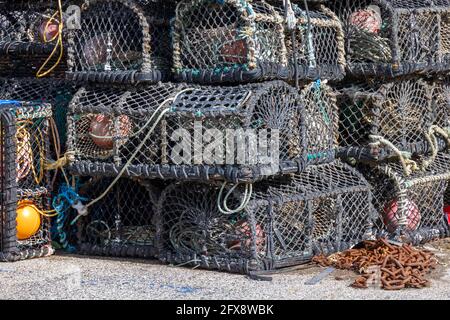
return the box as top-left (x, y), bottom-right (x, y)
top-left (313, 239), bottom-right (438, 290)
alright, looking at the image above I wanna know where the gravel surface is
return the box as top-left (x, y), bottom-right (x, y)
top-left (1, 241), bottom-right (449, 300)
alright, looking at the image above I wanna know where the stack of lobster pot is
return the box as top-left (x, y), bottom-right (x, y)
top-left (0, 0), bottom-right (80, 261)
top-left (329, 0), bottom-right (450, 244)
top-left (61, 0), bottom-right (376, 274)
top-left (61, 0), bottom-right (180, 258)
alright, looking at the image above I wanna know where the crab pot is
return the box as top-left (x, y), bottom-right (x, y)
top-left (0, 102), bottom-right (54, 262)
top-left (360, 153), bottom-right (450, 245)
top-left (270, 2), bottom-right (346, 81)
top-left (66, 0), bottom-right (174, 84)
top-left (337, 78), bottom-right (443, 163)
top-left (65, 177), bottom-right (159, 258)
top-left (301, 81), bottom-right (338, 165)
top-left (0, 1), bottom-right (67, 78)
top-left (0, 77), bottom-right (79, 153)
top-left (330, 0), bottom-right (450, 79)
top-left (67, 81), bottom-right (306, 183)
top-left (155, 160), bottom-right (374, 274)
top-left (172, 0), bottom-right (289, 84)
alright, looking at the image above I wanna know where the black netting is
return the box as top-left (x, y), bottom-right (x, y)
top-left (270, 1), bottom-right (346, 81)
top-left (0, 77), bottom-right (79, 153)
top-left (67, 81), bottom-right (307, 183)
top-left (64, 177), bottom-right (159, 258)
top-left (0, 102), bottom-right (54, 262)
top-left (0, 0), bottom-right (67, 78)
top-left (360, 152), bottom-right (450, 245)
top-left (301, 80), bottom-right (338, 165)
top-left (337, 78), bottom-right (445, 162)
top-left (66, 0), bottom-right (174, 84)
top-left (173, 0), bottom-right (346, 84)
top-left (330, 0), bottom-right (450, 78)
top-left (173, 0), bottom-right (289, 84)
top-left (156, 160), bottom-right (374, 274)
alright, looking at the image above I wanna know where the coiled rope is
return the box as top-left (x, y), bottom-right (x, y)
top-left (217, 182), bottom-right (253, 215)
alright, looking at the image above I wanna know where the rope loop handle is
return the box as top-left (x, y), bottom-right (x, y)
top-left (369, 135), bottom-right (419, 176)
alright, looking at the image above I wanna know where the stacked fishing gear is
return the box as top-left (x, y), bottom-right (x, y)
top-left (0, 0), bottom-right (448, 283)
top-left (332, 0), bottom-right (450, 246)
top-left (330, 0), bottom-right (450, 78)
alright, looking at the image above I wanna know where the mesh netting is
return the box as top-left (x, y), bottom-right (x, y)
top-left (0, 0), bottom-right (67, 78)
top-left (67, 81), bottom-right (307, 183)
top-left (270, 2), bottom-right (346, 81)
top-left (359, 152), bottom-right (450, 245)
top-left (156, 160), bottom-right (374, 274)
top-left (0, 102), bottom-right (54, 262)
top-left (66, 0), bottom-right (174, 84)
top-left (330, 0), bottom-right (450, 78)
top-left (0, 77), bottom-right (79, 153)
top-left (173, 0), bottom-right (289, 84)
top-left (301, 80), bottom-right (338, 165)
top-left (64, 177), bottom-right (159, 258)
top-left (430, 79), bottom-right (450, 151)
top-left (337, 78), bottom-right (445, 163)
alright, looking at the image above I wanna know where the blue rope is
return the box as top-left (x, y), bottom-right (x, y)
top-left (314, 79), bottom-right (331, 125)
top-left (52, 185), bottom-right (88, 253)
top-left (0, 100), bottom-right (21, 109)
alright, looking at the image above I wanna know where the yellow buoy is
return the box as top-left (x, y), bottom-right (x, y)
top-left (16, 200), bottom-right (41, 240)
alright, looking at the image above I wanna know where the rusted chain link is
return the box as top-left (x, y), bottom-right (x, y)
top-left (313, 239), bottom-right (438, 290)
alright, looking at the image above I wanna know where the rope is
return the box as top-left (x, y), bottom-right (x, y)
top-left (369, 135), bottom-right (419, 176)
top-left (301, 0), bottom-right (316, 69)
top-left (16, 120), bottom-right (46, 184)
top-left (53, 184), bottom-right (87, 252)
top-left (36, 0), bottom-right (64, 78)
top-left (44, 151), bottom-right (75, 171)
top-left (314, 79), bottom-right (330, 125)
top-left (18, 200), bottom-right (59, 218)
top-left (421, 125), bottom-right (450, 170)
top-left (283, 0), bottom-right (296, 31)
top-left (217, 182), bottom-right (253, 215)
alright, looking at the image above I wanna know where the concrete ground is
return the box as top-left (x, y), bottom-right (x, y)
top-left (1, 239), bottom-right (450, 300)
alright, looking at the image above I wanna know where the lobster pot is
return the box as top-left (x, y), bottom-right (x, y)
top-left (0, 102), bottom-right (54, 261)
top-left (337, 78), bottom-right (441, 163)
top-left (330, 0), bottom-right (450, 78)
top-left (0, 77), bottom-right (78, 152)
top-left (68, 81), bottom-right (306, 183)
top-left (172, 0), bottom-right (289, 84)
top-left (271, 2), bottom-right (346, 81)
top-left (66, 177), bottom-right (158, 258)
top-left (66, 0), bottom-right (174, 84)
top-left (301, 81), bottom-right (338, 165)
top-left (0, 1), bottom-right (67, 78)
top-left (360, 153), bottom-right (450, 245)
top-left (155, 161), bottom-right (374, 274)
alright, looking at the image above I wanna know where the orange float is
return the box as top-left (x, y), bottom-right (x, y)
top-left (16, 200), bottom-right (41, 240)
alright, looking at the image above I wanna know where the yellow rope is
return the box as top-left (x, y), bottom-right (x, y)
top-left (44, 151), bottom-right (75, 171)
top-left (16, 120), bottom-right (46, 184)
top-left (19, 201), bottom-right (58, 218)
top-left (36, 0), bottom-right (64, 78)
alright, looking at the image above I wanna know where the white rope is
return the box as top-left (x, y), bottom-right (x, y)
top-left (369, 135), bottom-right (419, 176)
top-left (217, 182), bottom-right (253, 215)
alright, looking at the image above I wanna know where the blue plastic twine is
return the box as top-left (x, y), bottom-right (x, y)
top-left (53, 185), bottom-right (88, 253)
